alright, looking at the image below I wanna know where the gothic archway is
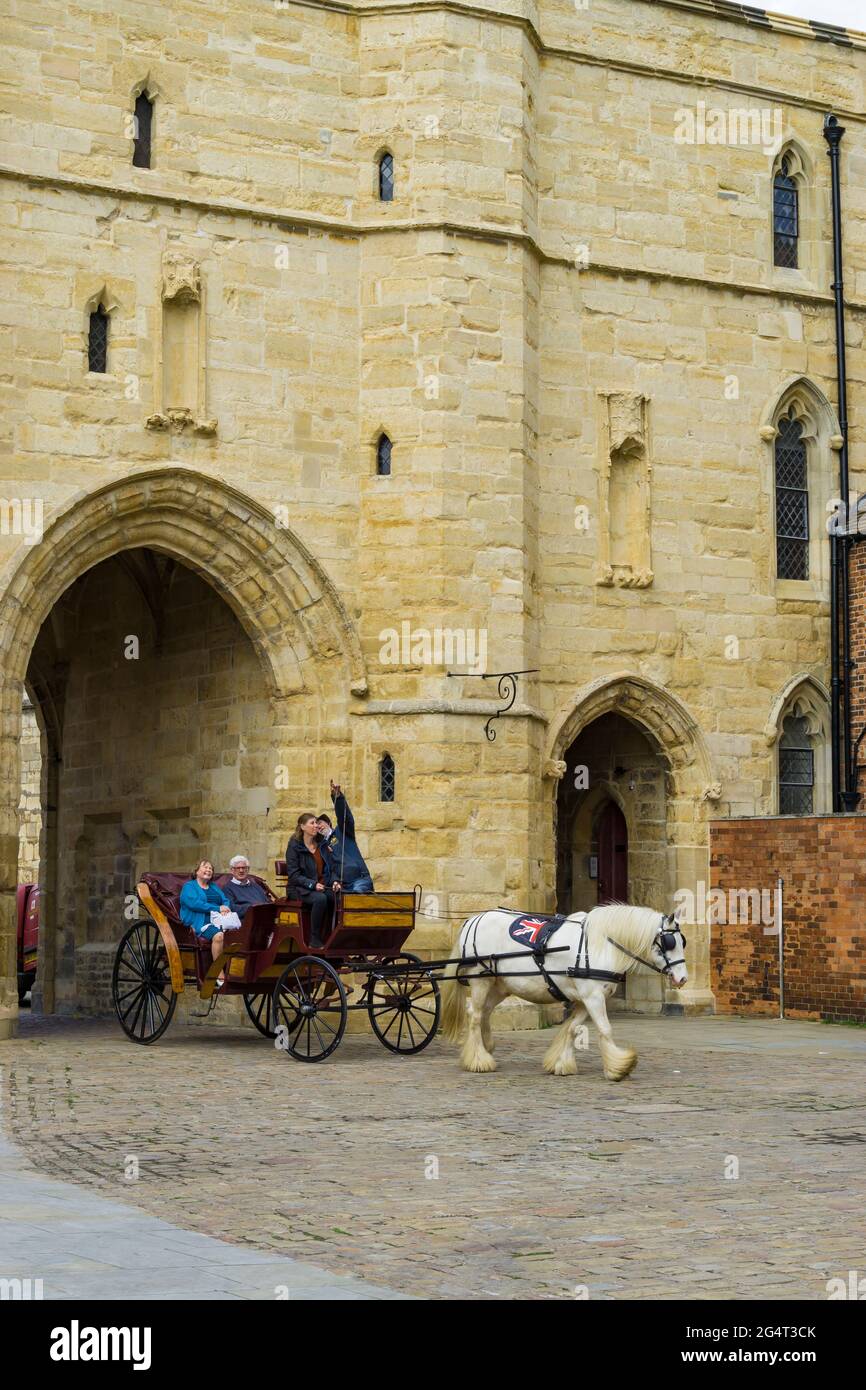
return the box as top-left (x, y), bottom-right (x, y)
top-left (0, 468), bottom-right (366, 1037)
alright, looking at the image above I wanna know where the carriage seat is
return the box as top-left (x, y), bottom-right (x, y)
top-left (138, 871), bottom-right (276, 951)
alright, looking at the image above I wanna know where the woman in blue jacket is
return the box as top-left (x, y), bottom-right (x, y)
top-left (179, 860), bottom-right (232, 967)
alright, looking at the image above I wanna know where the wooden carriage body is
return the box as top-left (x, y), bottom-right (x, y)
top-left (136, 868), bottom-right (418, 1002)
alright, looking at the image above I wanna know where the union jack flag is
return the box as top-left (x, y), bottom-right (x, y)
top-left (512, 917), bottom-right (547, 945)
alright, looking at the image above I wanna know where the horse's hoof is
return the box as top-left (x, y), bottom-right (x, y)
top-left (465, 1056), bottom-right (497, 1073)
top-left (552, 1058), bottom-right (577, 1076)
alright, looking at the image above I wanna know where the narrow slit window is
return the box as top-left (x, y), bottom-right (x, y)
top-left (779, 714), bottom-right (814, 815)
top-left (379, 753), bottom-right (395, 803)
top-left (378, 152), bottom-right (394, 203)
top-left (775, 409), bottom-right (809, 580)
top-left (133, 91), bottom-right (153, 168)
top-left (773, 158), bottom-right (798, 268)
top-left (376, 434), bottom-right (392, 476)
top-left (88, 305), bottom-right (109, 373)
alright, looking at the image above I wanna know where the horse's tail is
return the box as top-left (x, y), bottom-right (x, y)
top-left (439, 924), bottom-right (469, 1043)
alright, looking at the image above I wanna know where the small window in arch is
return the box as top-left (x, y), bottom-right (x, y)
top-left (379, 753), bottom-right (395, 803)
top-left (88, 305), bottom-right (109, 373)
top-left (775, 408), bottom-right (808, 580)
top-left (378, 152), bottom-right (394, 202)
top-left (779, 713), bottom-right (813, 815)
top-left (773, 157), bottom-right (798, 268)
top-left (376, 434), bottom-right (392, 476)
top-left (133, 91), bottom-right (154, 168)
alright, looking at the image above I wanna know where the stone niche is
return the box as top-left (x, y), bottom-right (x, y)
top-left (146, 250), bottom-right (216, 436)
top-left (596, 392), bottom-right (653, 588)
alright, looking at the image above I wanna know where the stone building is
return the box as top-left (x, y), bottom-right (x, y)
top-left (1, 0), bottom-right (865, 1037)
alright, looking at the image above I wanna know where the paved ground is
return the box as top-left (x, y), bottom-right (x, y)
top-left (1, 1011), bottom-right (865, 1300)
top-left (0, 1127), bottom-right (406, 1300)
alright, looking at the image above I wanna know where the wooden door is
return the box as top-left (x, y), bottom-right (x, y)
top-left (597, 801), bottom-right (628, 905)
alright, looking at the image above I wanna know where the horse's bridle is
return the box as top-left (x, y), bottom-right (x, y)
top-left (606, 914), bottom-right (687, 977)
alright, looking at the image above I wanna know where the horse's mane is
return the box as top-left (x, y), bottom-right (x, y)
top-left (583, 903), bottom-right (663, 974)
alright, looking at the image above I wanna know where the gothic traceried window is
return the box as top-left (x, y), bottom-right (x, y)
top-left (779, 713), bottom-right (814, 815)
top-left (378, 152), bottom-right (394, 202)
top-left (775, 409), bottom-right (809, 580)
top-left (773, 157), bottom-right (799, 268)
top-left (88, 305), bottom-right (109, 373)
top-left (379, 753), bottom-right (395, 803)
top-left (376, 433), bottom-right (392, 476)
top-left (133, 91), bottom-right (153, 168)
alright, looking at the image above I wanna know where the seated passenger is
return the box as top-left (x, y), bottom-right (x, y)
top-left (318, 780), bottom-right (375, 893)
top-left (179, 860), bottom-right (232, 969)
top-left (224, 854), bottom-right (270, 917)
top-left (285, 813), bottom-right (338, 949)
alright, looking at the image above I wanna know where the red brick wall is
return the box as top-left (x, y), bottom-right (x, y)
top-left (710, 815), bottom-right (866, 1022)
top-left (849, 540), bottom-right (866, 797)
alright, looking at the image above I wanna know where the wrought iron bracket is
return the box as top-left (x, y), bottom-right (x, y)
top-left (448, 669), bottom-right (539, 741)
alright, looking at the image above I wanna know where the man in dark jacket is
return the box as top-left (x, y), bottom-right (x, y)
top-left (318, 781), bottom-right (374, 893)
top-left (223, 855), bottom-right (271, 918)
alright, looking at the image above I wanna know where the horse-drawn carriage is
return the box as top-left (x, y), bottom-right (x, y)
top-left (112, 867), bottom-right (440, 1062)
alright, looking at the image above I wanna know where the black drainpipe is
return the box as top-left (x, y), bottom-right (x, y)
top-left (823, 114), bottom-right (857, 810)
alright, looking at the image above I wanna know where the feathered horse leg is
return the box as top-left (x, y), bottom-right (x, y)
top-left (583, 987), bottom-right (637, 1082)
top-left (461, 976), bottom-right (498, 1073)
top-left (543, 1000), bottom-right (588, 1076)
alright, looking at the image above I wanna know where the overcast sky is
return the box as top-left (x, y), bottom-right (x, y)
top-left (762, 0), bottom-right (864, 26)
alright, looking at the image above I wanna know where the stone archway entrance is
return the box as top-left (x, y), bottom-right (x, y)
top-left (0, 468), bottom-right (366, 1038)
top-left (547, 673), bottom-right (718, 1015)
top-left (555, 711), bottom-right (668, 1011)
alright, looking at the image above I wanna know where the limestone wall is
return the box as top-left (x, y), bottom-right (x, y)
top-left (2, 0), bottom-right (866, 1030)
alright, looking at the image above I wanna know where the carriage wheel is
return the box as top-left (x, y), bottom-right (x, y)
top-left (112, 920), bottom-right (178, 1045)
top-left (243, 990), bottom-right (278, 1038)
top-left (273, 956), bottom-right (347, 1063)
top-left (367, 952), bottom-right (440, 1055)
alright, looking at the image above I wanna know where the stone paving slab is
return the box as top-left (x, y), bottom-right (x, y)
top-left (0, 1120), bottom-right (407, 1300)
top-left (1, 1013), bottom-right (865, 1299)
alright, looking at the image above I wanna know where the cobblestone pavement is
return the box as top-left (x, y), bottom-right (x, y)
top-left (2, 1013), bottom-right (865, 1300)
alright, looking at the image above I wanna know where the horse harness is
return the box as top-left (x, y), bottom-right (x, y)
top-left (457, 911), bottom-right (685, 1004)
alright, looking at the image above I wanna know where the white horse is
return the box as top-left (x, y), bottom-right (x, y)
top-left (439, 904), bottom-right (687, 1079)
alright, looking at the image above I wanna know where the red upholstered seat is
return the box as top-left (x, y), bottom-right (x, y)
top-left (139, 871), bottom-right (275, 943)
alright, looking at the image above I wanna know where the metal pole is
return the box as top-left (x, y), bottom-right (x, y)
top-left (777, 874), bottom-right (784, 1020)
top-left (824, 114), bottom-right (857, 810)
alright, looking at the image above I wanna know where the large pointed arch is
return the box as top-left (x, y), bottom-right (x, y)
top-left (0, 467), bottom-right (367, 1038)
top-left (0, 467), bottom-right (367, 700)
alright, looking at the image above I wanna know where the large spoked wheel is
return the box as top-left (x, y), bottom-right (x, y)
top-left (367, 952), bottom-right (441, 1055)
top-left (243, 990), bottom-right (278, 1038)
top-left (112, 920), bottom-right (177, 1045)
top-left (273, 956), bottom-right (347, 1063)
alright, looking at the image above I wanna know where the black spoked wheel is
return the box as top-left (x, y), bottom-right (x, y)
top-left (112, 920), bottom-right (177, 1045)
top-left (273, 956), bottom-right (347, 1063)
top-left (367, 952), bottom-right (441, 1055)
top-left (243, 990), bottom-right (278, 1038)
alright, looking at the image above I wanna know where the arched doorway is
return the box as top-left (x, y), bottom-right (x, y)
top-left (546, 673), bottom-right (719, 1016)
top-left (0, 469), bottom-right (366, 1035)
top-left (555, 712), bottom-right (668, 1011)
